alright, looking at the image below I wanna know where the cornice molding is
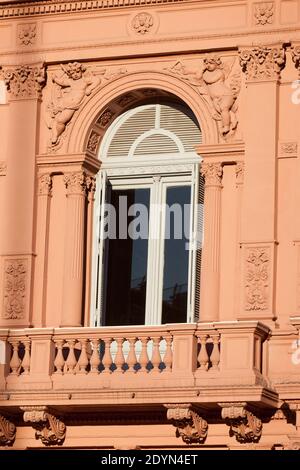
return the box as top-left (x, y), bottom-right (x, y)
top-left (0, 0), bottom-right (188, 19)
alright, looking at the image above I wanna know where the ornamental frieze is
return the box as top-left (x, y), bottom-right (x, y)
top-left (0, 64), bottom-right (46, 99)
top-left (239, 45), bottom-right (286, 81)
top-left (166, 55), bottom-right (241, 138)
top-left (46, 62), bottom-right (126, 150)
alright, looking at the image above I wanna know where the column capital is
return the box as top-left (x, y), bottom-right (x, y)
top-left (37, 173), bottom-right (52, 197)
top-left (239, 44), bottom-right (286, 82)
top-left (291, 42), bottom-right (300, 77)
top-left (200, 161), bottom-right (223, 186)
top-left (0, 63), bottom-right (46, 100)
top-left (236, 161), bottom-right (245, 185)
top-left (63, 171), bottom-right (89, 196)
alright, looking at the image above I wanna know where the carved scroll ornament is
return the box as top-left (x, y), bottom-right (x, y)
top-left (239, 45), bottom-right (286, 81)
top-left (167, 55), bottom-right (241, 137)
top-left (220, 403), bottom-right (262, 443)
top-left (22, 406), bottom-right (66, 446)
top-left (165, 404), bottom-right (208, 444)
top-left (0, 415), bottom-right (16, 446)
top-left (1, 64), bottom-right (45, 99)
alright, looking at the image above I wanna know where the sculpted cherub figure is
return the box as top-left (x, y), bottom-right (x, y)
top-left (47, 62), bottom-right (100, 145)
top-left (170, 55), bottom-right (240, 136)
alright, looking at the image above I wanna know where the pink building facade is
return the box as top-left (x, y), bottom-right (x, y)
top-left (0, 0), bottom-right (300, 450)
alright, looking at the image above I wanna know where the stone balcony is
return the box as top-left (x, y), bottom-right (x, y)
top-left (0, 321), bottom-right (278, 413)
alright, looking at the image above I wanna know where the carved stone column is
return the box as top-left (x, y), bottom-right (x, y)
top-left (21, 406), bottom-right (66, 446)
top-left (238, 44), bottom-right (286, 320)
top-left (32, 174), bottom-right (52, 327)
top-left (84, 176), bottom-right (96, 326)
top-left (165, 403), bottom-right (208, 444)
top-left (219, 402), bottom-right (262, 443)
top-left (0, 64), bottom-right (46, 328)
top-left (199, 162), bottom-right (223, 322)
top-left (61, 171), bottom-right (89, 327)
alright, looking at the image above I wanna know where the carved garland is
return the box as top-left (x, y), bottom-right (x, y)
top-left (22, 406), bottom-right (66, 446)
top-left (0, 415), bottom-right (16, 446)
top-left (165, 404), bottom-right (208, 444)
top-left (220, 403), bottom-right (262, 443)
top-left (0, 64), bottom-right (45, 99)
top-left (239, 45), bottom-right (285, 81)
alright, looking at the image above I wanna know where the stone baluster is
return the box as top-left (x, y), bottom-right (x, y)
top-left (77, 339), bottom-right (88, 374)
top-left (163, 336), bottom-right (173, 372)
top-left (22, 340), bottom-right (31, 375)
top-left (210, 333), bottom-right (220, 370)
top-left (65, 339), bottom-right (77, 374)
top-left (54, 339), bottom-right (65, 374)
top-left (89, 339), bottom-right (100, 374)
top-left (9, 340), bottom-right (21, 376)
top-left (197, 334), bottom-right (209, 371)
top-left (139, 337), bottom-right (149, 372)
top-left (114, 338), bottom-right (125, 373)
top-left (102, 338), bottom-right (112, 373)
top-left (151, 337), bottom-right (162, 372)
top-left (127, 338), bottom-right (137, 372)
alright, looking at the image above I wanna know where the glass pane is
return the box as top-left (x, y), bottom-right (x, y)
top-left (104, 188), bottom-right (150, 326)
top-left (162, 185), bottom-right (191, 324)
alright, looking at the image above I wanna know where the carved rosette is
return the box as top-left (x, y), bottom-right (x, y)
top-left (220, 403), bottom-right (262, 443)
top-left (239, 45), bottom-right (286, 81)
top-left (38, 173), bottom-right (52, 196)
top-left (131, 12), bottom-right (154, 35)
top-left (17, 23), bottom-right (37, 46)
top-left (165, 404), bottom-right (208, 444)
top-left (87, 131), bottom-right (100, 154)
top-left (22, 406), bottom-right (66, 446)
top-left (2, 259), bottom-right (27, 319)
top-left (97, 109), bottom-right (114, 128)
top-left (0, 415), bottom-right (16, 446)
top-left (291, 44), bottom-right (300, 77)
top-left (200, 162), bottom-right (223, 186)
top-left (244, 247), bottom-right (270, 311)
top-left (1, 64), bottom-right (45, 99)
top-left (236, 161), bottom-right (245, 185)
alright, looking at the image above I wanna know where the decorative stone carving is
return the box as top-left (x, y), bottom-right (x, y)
top-left (97, 109), bottom-right (114, 127)
top-left (22, 406), bottom-right (66, 446)
top-left (17, 23), bottom-right (37, 45)
top-left (117, 93), bottom-right (136, 107)
top-left (38, 173), bottom-right (52, 196)
top-left (46, 62), bottom-right (100, 147)
top-left (167, 56), bottom-right (240, 136)
top-left (0, 415), bottom-right (16, 446)
top-left (236, 161), bottom-right (245, 184)
top-left (64, 171), bottom-right (89, 196)
top-left (200, 162), bottom-right (223, 186)
top-left (291, 44), bottom-right (300, 76)
top-left (0, 162), bottom-right (7, 176)
top-left (244, 247), bottom-right (270, 311)
top-left (132, 12), bottom-right (154, 35)
top-left (165, 404), bottom-right (208, 444)
top-left (2, 259), bottom-right (27, 319)
top-left (280, 142), bottom-right (298, 157)
top-left (86, 175), bottom-right (96, 195)
top-left (220, 403), bottom-right (262, 443)
top-left (239, 45), bottom-right (286, 81)
top-left (254, 2), bottom-right (274, 25)
top-left (0, 64), bottom-right (45, 99)
top-left (87, 131), bottom-right (100, 154)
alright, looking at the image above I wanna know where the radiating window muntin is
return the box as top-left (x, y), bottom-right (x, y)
top-left (91, 103), bottom-right (203, 327)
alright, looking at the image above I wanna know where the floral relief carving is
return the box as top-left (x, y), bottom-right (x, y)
top-left (131, 12), bottom-right (154, 35)
top-left (17, 23), bottom-right (37, 45)
top-left (165, 404), bottom-right (208, 444)
top-left (64, 171), bottom-right (89, 196)
top-left (220, 403), bottom-right (262, 443)
top-left (167, 55), bottom-right (241, 137)
top-left (87, 131), bottom-right (100, 154)
top-left (117, 93), bottom-right (136, 107)
top-left (239, 45), bottom-right (286, 81)
top-left (200, 162), bottom-right (223, 186)
top-left (97, 109), bottom-right (114, 127)
top-left (0, 415), bottom-right (16, 446)
top-left (291, 44), bottom-right (300, 77)
top-left (46, 62), bottom-right (126, 149)
top-left (280, 142), bottom-right (298, 156)
top-left (254, 2), bottom-right (274, 25)
top-left (0, 64), bottom-right (45, 99)
top-left (244, 247), bottom-right (270, 311)
top-left (38, 173), bottom-right (52, 196)
top-left (22, 406), bottom-right (66, 446)
top-left (0, 162), bottom-right (7, 176)
top-left (2, 259), bottom-right (27, 320)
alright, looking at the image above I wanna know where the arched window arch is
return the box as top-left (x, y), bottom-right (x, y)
top-left (91, 102), bottom-right (204, 327)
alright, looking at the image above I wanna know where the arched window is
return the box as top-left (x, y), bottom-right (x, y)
top-left (91, 103), bottom-right (203, 326)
